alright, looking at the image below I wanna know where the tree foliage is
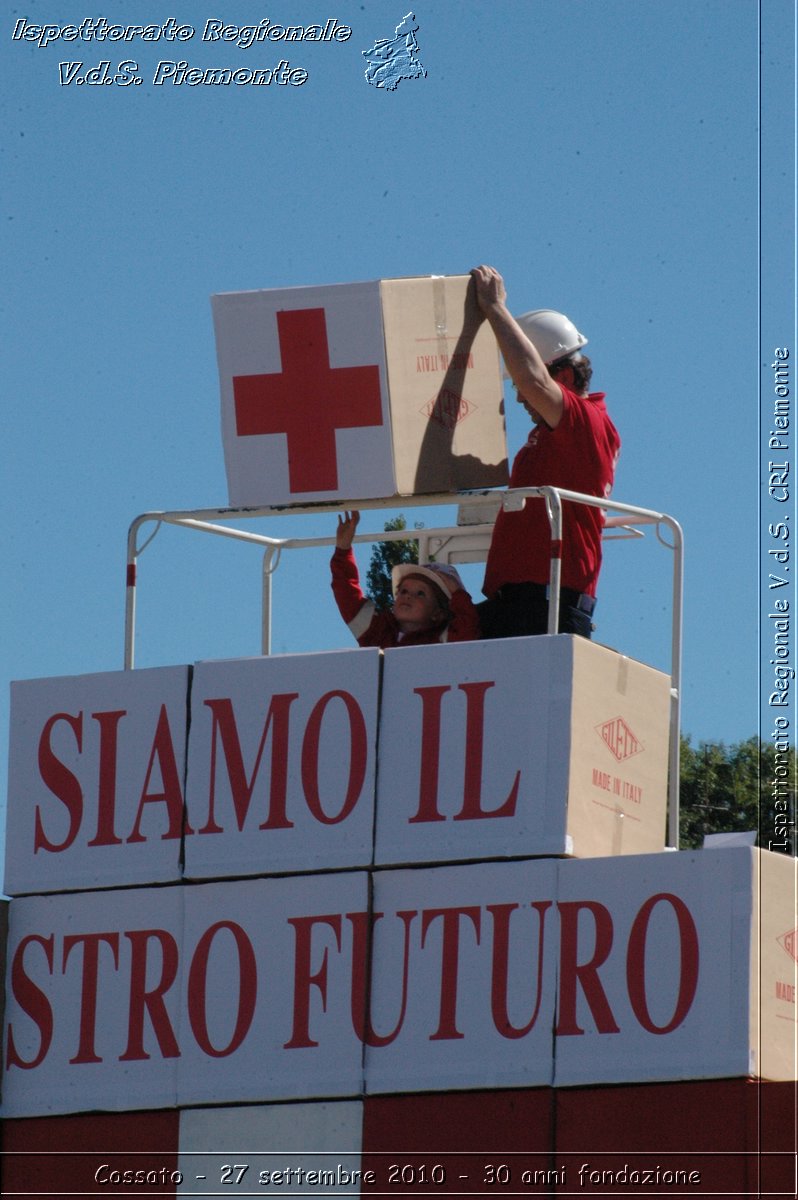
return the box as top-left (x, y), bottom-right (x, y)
top-left (365, 515), bottom-right (421, 611)
top-left (679, 735), bottom-right (795, 854)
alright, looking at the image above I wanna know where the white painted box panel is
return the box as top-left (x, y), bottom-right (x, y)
top-left (1, 886), bottom-right (184, 1116)
top-left (553, 847), bottom-right (797, 1085)
top-left (175, 873), bottom-right (368, 1107)
top-left (183, 651), bottom-right (380, 879)
top-left (5, 666), bottom-right (190, 895)
top-left (364, 859), bottom-right (560, 1094)
top-left (1, 873), bottom-right (369, 1117)
top-left (374, 636), bottom-right (670, 867)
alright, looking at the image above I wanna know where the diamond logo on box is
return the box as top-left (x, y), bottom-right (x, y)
top-left (420, 389), bottom-right (476, 431)
top-left (596, 716), bottom-right (643, 762)
top-left (777, 928), bottom-right (798, 963)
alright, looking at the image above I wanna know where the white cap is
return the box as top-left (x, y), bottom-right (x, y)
top-left (391, 562), bottom-right (464, 602)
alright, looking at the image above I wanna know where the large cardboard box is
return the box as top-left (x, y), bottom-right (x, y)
top-left (364, 859), bottom-right (561, 1096)
top-left (374, 636), bottom-right (671, 866)
top-left (183, 650), bottom-right (381, 880)
top-left (4, 666), bottom-right (190, 896)
top-left (2, 851), bottom-right (794, 1118)
top-left (1, 873), bottom-right (369, 1117)
top-left (212, 275), bottom-right (508, 507)
top-left (553, 846), bottom-right (798, 1087)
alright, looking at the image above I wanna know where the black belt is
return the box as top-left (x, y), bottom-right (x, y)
top-left (496, 581), bottom-right (596, 616)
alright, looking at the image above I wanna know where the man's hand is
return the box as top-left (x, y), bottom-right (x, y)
top-left (336, 510), bottom-right (360, 550)
top-left (471, 264), bottom-right (507, 313)
top-left (469, 263), bottom-right (564, 429)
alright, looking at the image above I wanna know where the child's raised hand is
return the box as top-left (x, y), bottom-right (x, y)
top-left (336, 510), bottom-right (360, 550)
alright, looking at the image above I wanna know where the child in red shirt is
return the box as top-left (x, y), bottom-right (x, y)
top-left (330, 511), bottom-right (479, 648)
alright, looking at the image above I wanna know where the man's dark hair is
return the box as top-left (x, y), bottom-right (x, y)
top-left (550, 353), bottom-right (593, 393)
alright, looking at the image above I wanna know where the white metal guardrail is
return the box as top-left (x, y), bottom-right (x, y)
top-left (125, 489), bottom-right (684, 846)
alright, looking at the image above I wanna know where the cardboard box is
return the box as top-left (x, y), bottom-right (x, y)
top-left (553, 846), bottom-right (798, 1086)
top-left (1, 873), bottom-right (369, 1117)
top-left (751, 843), bottom-right (798, 1082)
top-left (212, 275), bottom-right (508, 507)
top-left (4, 666), bottom-right (190, 896)
top-left (2, 884), bottom-right (184, 1117)
top-left (2, 851), bottom-right (794, 1118)
top-left (183, 650), bottom-right (381, 880)
top-left (374, 635), bottom-right (671, 867)
top-left (364, 859), bottom-right (560, 1096)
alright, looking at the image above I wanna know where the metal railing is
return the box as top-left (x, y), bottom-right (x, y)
top-left (125, 488), bottom-right (684, 846)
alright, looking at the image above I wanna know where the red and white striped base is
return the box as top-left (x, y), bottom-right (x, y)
top-left (2, 1080), bottom-right (795, 1197)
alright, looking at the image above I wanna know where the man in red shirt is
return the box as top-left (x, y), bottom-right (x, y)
top-left (471, 264), bottom-right (620, 639)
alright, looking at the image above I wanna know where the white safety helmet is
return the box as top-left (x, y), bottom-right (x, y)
top-left (514, 309), bottom-right (588, 365)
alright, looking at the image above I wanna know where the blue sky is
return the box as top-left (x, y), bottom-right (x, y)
top-left (2, 0), bottom-right (795, 866)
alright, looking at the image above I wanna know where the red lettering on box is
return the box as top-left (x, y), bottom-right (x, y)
top-left (35, 712), bottom-right (85, 853)
top-left (199, 690), bottom-right (368, 835)
top-left (63, 932), bottom-right (120, 1064)
top-left (126, 705), bottom-right (186, 843)
top-left (596, 716), bottom-right (643, 763)
top-left (348, 909), bottom-right (417, 1047)
top-left (33, 706), bottom-right (185, 855)
top-left (421, 906), bottom-right (481, 1041)
top-left (119, 929), bottom-right (180, 1062)
top-left (187, 922), bottom-right (257, 1057)
top-left (5, 934), bottom-right (55, 1070)
top-left (301, 690), bottom-right (368, 825)
top-left (488, 902), bottom-right (551, 1039)
top-left (284, 914), bottom-right (343, 1049)
top-left (626, 893), bottom-right (699, 1034)
top-left (409, 682), bottom-right (520, 825)
top-left (556, 901), bottom-right (620, 1036)
top-left (3, 890), bottom-right (707, 1087)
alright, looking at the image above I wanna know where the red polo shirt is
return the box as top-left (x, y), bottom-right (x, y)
top-left (483, 387), bottom-right (620, 599)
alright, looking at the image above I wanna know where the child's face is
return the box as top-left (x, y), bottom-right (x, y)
top-left (392, 577), bottom-right (444, 632)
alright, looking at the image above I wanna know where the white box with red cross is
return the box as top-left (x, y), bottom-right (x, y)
top-left (211, 275), bottom-right (509, 508)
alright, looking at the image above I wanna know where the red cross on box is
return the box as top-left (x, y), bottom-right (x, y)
top-left (233, 308), bottom-right (383, 494)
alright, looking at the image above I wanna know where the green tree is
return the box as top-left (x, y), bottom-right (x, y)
top-left (365, 515), bottom-right (421, 610)
top-left (678, 735), bottom-right (795, 854)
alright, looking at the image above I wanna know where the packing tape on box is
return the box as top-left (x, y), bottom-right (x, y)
top-left (432, 275), bottom-right (448, 358)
